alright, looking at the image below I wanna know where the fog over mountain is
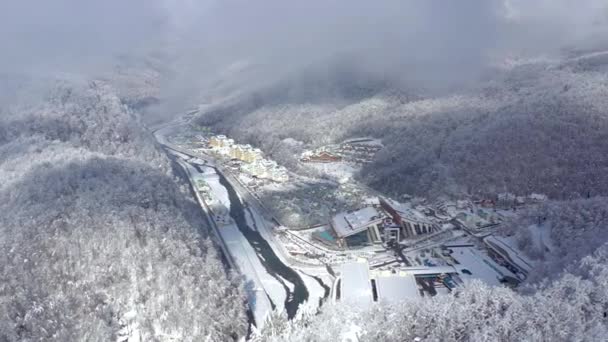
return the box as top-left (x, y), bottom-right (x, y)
top-left (3, 1), bottom-right (608, 341)
top-left (189, 0), bottom-right (608, 199)
top-left (3, 1), bottom-right (608, 99)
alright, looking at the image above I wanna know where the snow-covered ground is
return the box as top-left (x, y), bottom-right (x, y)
top-left (244, 207), bottom-right (259, 231)
top-left (405, 248), bottom-right (450, 267)
top-left (307, 162), bottom-right (359, 183)
top-left (530, 223), bottom-right (555, 253)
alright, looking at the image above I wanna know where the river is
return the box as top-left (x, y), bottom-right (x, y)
top-left (216, 168), bottom-right (309, 319)
top-left (157, 129), bottom-right (312, 320)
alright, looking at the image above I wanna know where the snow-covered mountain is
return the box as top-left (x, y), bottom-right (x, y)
top-left (4, 0), bottom-right (608, 339)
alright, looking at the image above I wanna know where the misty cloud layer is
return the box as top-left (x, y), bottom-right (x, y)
top-left (1, 0), bottom-right (608, 105)
top-left (0, 0), bottom-right (166, 75)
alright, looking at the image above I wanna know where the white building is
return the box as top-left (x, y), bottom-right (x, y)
top-left (380, 198), bottom-right (437, 238)
top-left (241, 158), bottom-right (289, 183)
top-left (217, 146), bottom-right (232, 156)
top-left (209, 135), bottom-right (229, 147)
top-left (269, 166), bottom-right (289, 183)
top-left (331, 207), bottom-right (385, 247)
top-left (337, 261), bottom-right (421, 306)
top-left (251, 148), bottom-right (263, 161)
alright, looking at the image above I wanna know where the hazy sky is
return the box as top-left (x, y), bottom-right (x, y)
top-left (1, 0), bottom-right (607, 102)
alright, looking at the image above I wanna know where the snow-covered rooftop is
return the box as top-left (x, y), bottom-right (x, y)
top-left (375, 272), bottom-right (419, 301)
top-left (340, 260), bottom-right (373, 306)
top-left (450, 247), bottom-right (516, 286)
top-left (484, 236), bottom-right (534, 273)
top-left (382, 198), bottom-right (433, 225)
top-left (332, 207), bottom-right (383, 238)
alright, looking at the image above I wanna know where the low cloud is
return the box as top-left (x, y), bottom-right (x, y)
top-left (1, 0), bottom-right (608, 108)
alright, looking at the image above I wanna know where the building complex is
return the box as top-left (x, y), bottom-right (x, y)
top-left (328, 198), bottom-right (440, 248)
top-left (208, 135), bottom-right (288, 183)
top-left (331, 207), bottom-right (386, 248)
top-left (380, 198), bottom-right (439, 238)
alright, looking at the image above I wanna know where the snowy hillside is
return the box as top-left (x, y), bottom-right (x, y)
top-left (196, 53), bottom-right (608, 199)
top-left (502, 196), bottom-right (608, 283)
top-left (0, 79), bottom-right (247, 341)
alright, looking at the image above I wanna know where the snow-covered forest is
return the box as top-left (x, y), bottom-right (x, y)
top-left (196, 54), bottom-right (608, 199)
top-left (0, 78), bottom-right (247, 341)
top-left (502, 196), bottom-right (608, 283)
top-left (258, 244), bottom-right (608, 341)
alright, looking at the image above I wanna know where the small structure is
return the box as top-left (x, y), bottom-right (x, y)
top-left (229, 144), bottom-right (245, 160)
top-left (208, 135), bottom-right (227, 148)
top-left (268, 166), bottom-right (289, 183)
top-left (384, 225), bottom-right (401, 243)
top-left (528, 193), bottom-right (548, 202)
top-left (243, 148), bottom-right (263, 163)
top-left (331, 207), bottom-right (385, 247)
top-left (497, 192), bottom-right (518, 207)
top-left (241, 158), bottom-right (289, 183)
top-left (380, 198), bottom-right (438, 239)
top-left (225, 143), bottom-right (264, 164)
top-left (452, 209), bottom-right (499, 232)
top-left (301, 151), bottom-right (342, 163)
top-left (476, 199), bottom-right (496, 208)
